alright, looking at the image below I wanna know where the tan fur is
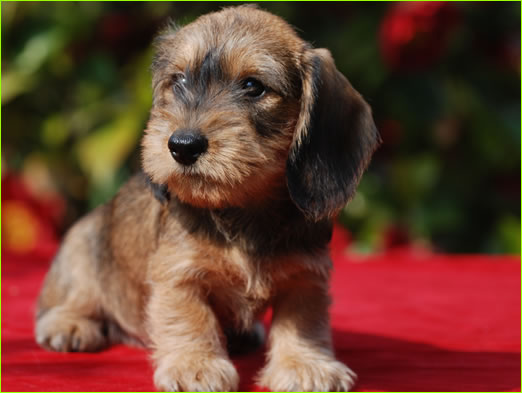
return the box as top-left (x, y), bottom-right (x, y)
top-left (36, 5), bottom-right (380, 392)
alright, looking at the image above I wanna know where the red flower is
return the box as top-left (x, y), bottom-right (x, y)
top-left (1, 173), bottom-right (64, 259)
top-left (380, 2), bottom-right (458, 70)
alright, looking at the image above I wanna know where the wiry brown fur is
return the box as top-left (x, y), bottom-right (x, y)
top-left (36, 5), bottom-right (380, 392)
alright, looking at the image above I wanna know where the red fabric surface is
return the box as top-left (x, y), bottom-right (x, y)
top-left (2, 227), bottom-right (520, 392)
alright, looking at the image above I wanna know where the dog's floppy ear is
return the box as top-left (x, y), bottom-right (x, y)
top-left (287, 48), bottom-right (381, 222)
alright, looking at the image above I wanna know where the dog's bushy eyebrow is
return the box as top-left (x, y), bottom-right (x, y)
top-left (176, 45), bottom-right (294, 99)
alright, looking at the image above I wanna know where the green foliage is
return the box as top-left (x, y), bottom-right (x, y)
top-left (2, 3), bottom-right (520, 253)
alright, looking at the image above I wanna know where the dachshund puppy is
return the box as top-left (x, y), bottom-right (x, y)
top-left (35, 5), bottom-right (380, 392)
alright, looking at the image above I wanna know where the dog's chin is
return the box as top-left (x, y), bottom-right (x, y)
top-left (166, 175), bottom-right (245, 210)
top-left (166, 170), bottom-right (286, 211)
top-left (174, 191), bottom-right (231, 210)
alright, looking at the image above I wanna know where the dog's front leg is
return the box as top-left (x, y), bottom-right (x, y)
top-left (258, 274), bottom-right (356, 392)
top-left (147, 276), bottom-right (238, 392)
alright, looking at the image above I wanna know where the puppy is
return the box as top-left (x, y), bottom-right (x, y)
top-left (35, 5), bottom-right (380, 392)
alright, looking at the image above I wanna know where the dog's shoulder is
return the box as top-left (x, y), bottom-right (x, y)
top-left (108, 173), bottom-right (167, 264)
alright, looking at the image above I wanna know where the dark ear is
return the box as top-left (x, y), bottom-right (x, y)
top-left (287, 48), bottom-right (381, 222)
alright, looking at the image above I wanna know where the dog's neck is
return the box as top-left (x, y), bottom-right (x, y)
top-left (168, 194), bottom-right (333, 259)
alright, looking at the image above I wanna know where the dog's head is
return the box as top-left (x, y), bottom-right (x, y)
top-left (142, 5), bottom-right (380, 221)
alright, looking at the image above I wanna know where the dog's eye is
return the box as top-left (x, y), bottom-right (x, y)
top-left (242, 78), bottom-right (265, 98)
top-left (171, 73), bottom-right (187, 88)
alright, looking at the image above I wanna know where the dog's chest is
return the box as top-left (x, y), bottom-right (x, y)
top-left (207, 251), bottom-right (275, 330)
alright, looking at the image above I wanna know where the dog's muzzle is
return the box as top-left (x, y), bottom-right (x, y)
top-left (168, 129), bottom-right (208, 166)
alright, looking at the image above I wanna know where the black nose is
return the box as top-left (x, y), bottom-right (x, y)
top-left (167, 129), bottom-right (208, 166)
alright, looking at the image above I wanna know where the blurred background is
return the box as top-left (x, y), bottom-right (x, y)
top-left (2, 2), bottom-right (520, 257)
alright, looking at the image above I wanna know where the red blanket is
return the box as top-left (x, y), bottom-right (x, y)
top-left (2, 228), bottom-right (520, 391)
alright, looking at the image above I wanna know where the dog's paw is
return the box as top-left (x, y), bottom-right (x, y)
top-left (35, 308), bottom-right (107, 352)
top-left (154, 355), bottom-right (239, 392)
top-left (258, 356), bottom-right (357, 392)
